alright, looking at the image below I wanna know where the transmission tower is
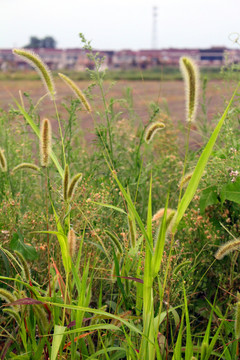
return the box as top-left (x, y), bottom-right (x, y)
top-left (152, 6), bottom-right (158, 49)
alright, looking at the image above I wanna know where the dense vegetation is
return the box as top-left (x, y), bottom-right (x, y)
top-left (1, 38), bottom-right (240, 359)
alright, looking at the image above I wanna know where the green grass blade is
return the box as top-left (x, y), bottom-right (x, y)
top-left (183, 285), bottom-right (193, 360)
top-left (33, 230), bottom-right (69, 267)
top-left (172, 312), bottom-right (185, 360)
top-left (113, 248), bottom-right (128, 309)
top-left (146, 174), bottom-right (153, 247)
top-left (60, 323), bottom-right (126, 336)
top-left (90, 201), bottom-right (127, 215)
top-left (172, 83), bottom-right (239, 234)
top-left (45, 300), bottom-right (142, 334)
top-left (205, 317), bottom-right (226, 359)
top-left (105, 230), bottom-right (123, 254)
top-left (113, 172), bottom-right (153, 253)
top-left (50, 325), bottom-right (66, 360)
top-left (86, 346), bottom-right (126, 360)
top-left (152, 194), bottom-right (169, 277)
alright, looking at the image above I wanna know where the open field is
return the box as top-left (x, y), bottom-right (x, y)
top-left (0, 77), bottom-right (237, 147)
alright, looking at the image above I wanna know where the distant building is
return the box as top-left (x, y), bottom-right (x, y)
top-left (1, 46), bottom-right (240, 71)
top-left (199, 47), bottom-right (226, 66)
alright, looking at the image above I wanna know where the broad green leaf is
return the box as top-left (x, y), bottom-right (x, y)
top-left (10, 232), bottom-right (37, 261)
top-left (50, 325), bottom-right (66, 360)
top-left (172, 83), bottom-right (239, 234)
top-left (199, 186), bottom-right (219, 214)
top-left (220, 179), bottom-right (240, 204)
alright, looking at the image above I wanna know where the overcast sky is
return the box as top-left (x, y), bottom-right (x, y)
top-left (1, 0), bottom-right (240, 50)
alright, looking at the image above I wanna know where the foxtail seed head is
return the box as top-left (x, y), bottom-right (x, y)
top-left (105, 230), bottom-right (123, 255)
top-left (58, 73), bottom-right (91, 113)
top-left (152, 208), bottom-right (176, 224)
top-left (13, 49), bottom-right (56, 100)
top-left (0, 148), bottom-right (7, 172)
top-left (215, 239), bottom-right (240, 260)
top-left (68, 229), bottom-right (76, 258)
top-left (2, 308), bottom-right (21, 325)
top-left (67, 173), bottom-right (82, 200)
top-left (0, 288), bottom-right (16, 305)
top-left (40, 118), bottom-right (52, 167)
top-left (63, 164), bottom-right (69, 201)
top-left (144, 121), bottom-right (165, 144)
top-left (180, 56), bottom-right (199, 123)
top-left (14, 250), bottom-right (31, 282)
top-left (32, 304), bottom-right (49, 332)
top-left (12, 163), bottom-right (40, 173)
top-left (178, 171), bottom-right (194, 189)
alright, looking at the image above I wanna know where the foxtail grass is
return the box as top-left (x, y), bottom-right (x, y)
top-left (58, 73), bottom-right (91, 113)
top-left (178, 171), bottom-right (194, 188)
top-left (176, 57), bottom-right (199, 222)
top-left (180, 56), bottom-right (199, 123)
top-left (68, 229), bottom-right (76, 259)
top-left (0, 148), bottom-right (7, 172)
top-left (144, 121), bottom-right (165, 144)
top-left (152, 208), bottom-right (176, 223)
top-left (14, 250), bottom-right (31, 282)
top-left (40, 118), bottom-right (52, 167)
top-left (12, 163), bottom-right (40, 173)
top-left (13, 49), bottom-right (56, 100)
top-left (215, 239), bottom-right (240, 260)
top-left (63, 164), bottom-right (69, 202)
top-left (0, 288), bottom-right (16, 304)
top-left (67, 173), bottom-right (82, 201)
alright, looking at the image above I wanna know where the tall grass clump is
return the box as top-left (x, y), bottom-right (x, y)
top-left (0, 39), bottom-right (240, 359)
